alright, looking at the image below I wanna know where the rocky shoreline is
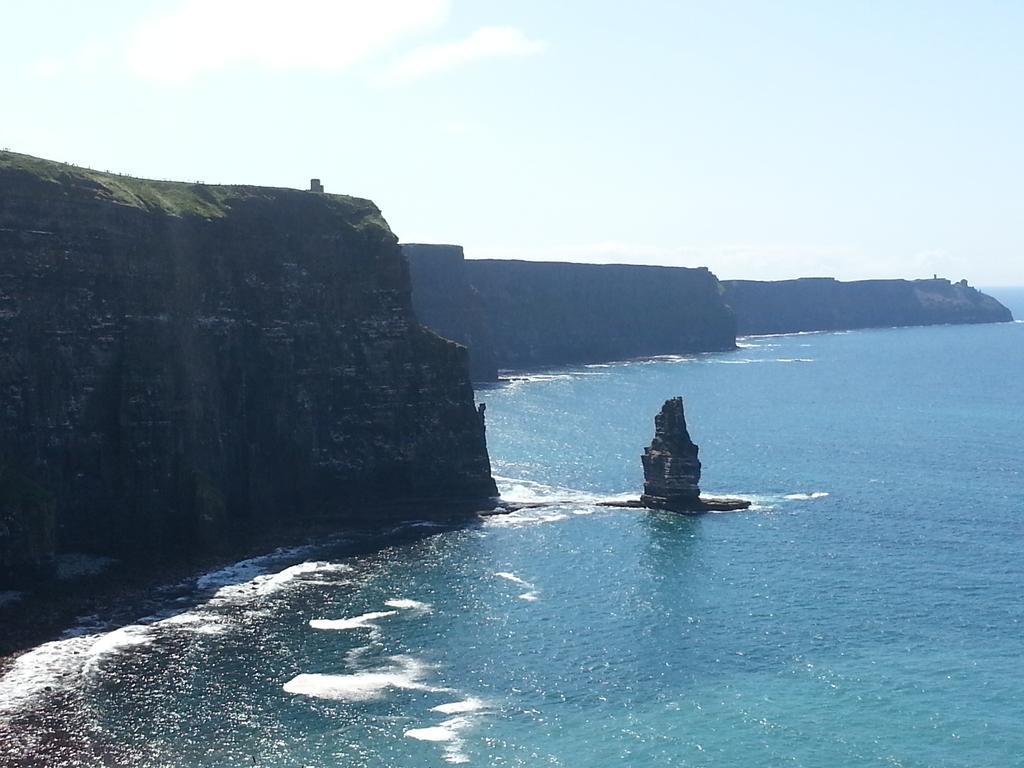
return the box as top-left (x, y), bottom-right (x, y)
top-left (0, 497), bottom-right (506, 664)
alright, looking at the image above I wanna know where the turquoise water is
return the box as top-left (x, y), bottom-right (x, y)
top-left (2, 321), bottom-right (1023, 767)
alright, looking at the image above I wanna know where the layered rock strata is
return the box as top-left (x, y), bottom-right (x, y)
top-left (640, 398), bottom-right (703, 509)
top-left (0, 151), bottom-right (497, 585)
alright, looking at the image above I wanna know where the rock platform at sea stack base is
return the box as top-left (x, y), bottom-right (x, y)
top-left (598, 397), bottom-right (750, 514)
top-left (596, 497), bottom-right (751, 513)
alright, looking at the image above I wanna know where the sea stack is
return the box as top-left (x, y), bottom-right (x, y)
top-left (641, 398), bottom-right (702, 509)
top-left (640, 398), bottom-right (750, 513)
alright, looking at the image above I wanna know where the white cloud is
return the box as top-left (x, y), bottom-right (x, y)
top-left (380, 26), bottom-right (545, 85)
top-left (125, 0), bottom-right (449, 83)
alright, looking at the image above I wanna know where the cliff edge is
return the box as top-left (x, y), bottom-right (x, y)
top-left (0, 151), bottom-right (496, 585)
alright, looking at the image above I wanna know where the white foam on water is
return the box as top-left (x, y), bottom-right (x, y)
top-left (195, 555), bottom-right (272, 592)
top-left (713, 357), bottom-right (816, 365)
top-left (193, 545), bottom-right (325, 593)
top-left (201, 560), bottom-right (351, 604)
top-left (494, 475), bottom-right (604, 504)
top-left (745, 329), bottom-right (828, 339)
top-left (283, 655), bottom-right (442, 702)
top-left (784, 491), bottom-right (830, 501)
top-left (494, 572), bottom-right (541, 601)
top-left (490, 475), bottom-right (635, 524)
top-left (408, 713), bottom-right (485, 763)
top-left (485, 509), bottom-right (571, 528)
top-left (251, 561), bottom-right (350, 597)
top-left (384, 599), bottom-right (432, 611)
top-left (1, 553), bottom-right (356, 717)
top-left (405, 716), bottom-right (473, 742)
top-left (0, 635), bottom-right (95, 716)
top-left (0, 617), bottom-right (162, 716)
top-left (81, 624), bottom-right (154, 678)
top-left (406, 716), bottom-right (478, 764)
top-left (502, 373), bottom-right (576, 388)
top-left (736, 337), bottom-right (781, 347)
top-left (431, 698), bottom-right (486, 714)
top-left (310, 610), bottom-right (397, 631)
top-left (499, 368), bottom-right (612, 392)
top-left (494, 572), bottom-right (533, 588)
top-left (643, 354), bottom-right (696, 364)
top-left (151, 561), bottom-right (353, 637)
top-left (156, 611), bottom-right (229, 635)
top-left (405, 725), bottom-right (457, 742)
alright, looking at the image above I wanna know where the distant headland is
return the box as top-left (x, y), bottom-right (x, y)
top-left (404, 244), bottom-right (1013, 380)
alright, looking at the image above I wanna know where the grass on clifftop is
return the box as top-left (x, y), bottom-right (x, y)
top-left (0, 150), bottom-right (389, 231)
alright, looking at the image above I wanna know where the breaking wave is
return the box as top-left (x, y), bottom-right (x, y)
top-left (284, 655), bottom-right (443, 702)
top-left (310, 611), bottom-right (398, 631)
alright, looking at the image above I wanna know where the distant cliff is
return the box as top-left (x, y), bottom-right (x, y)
top-left (404, 247), bottom-right (736, 377)
top-left (723, 277), bottom-right (1013, 335)
top-left (0, 151), bottom-right (496, 586)
top-left (404, 244), bottom-right (498, 381)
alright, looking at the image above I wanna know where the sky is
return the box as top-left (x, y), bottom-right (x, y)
top-left (2, 1), bottom-right (1023, 285)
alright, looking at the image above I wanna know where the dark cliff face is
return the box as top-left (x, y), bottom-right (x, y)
top-left (464, 260), bottom-right (736, 370)
top-left (723, 277), bottom-right (1014, 336)
top-left (0, 151), bottom-right (496, 582)
top-left (405, 250), bottom-right (737, 377)
top-left (403, 244), bottom-right (498, 381)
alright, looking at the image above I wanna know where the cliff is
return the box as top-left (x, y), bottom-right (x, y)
top-left (0, 151), bottom-right (496, 585)
top-left (403, 244), bottom-right (498, 381)
top-left (404, 249), bottom-right (737, 377)
top-left (723, 277), bottom-right (1013, 335)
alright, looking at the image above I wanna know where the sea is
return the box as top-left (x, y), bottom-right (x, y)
top-left (1, 304), bottom-right (1022, 767)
